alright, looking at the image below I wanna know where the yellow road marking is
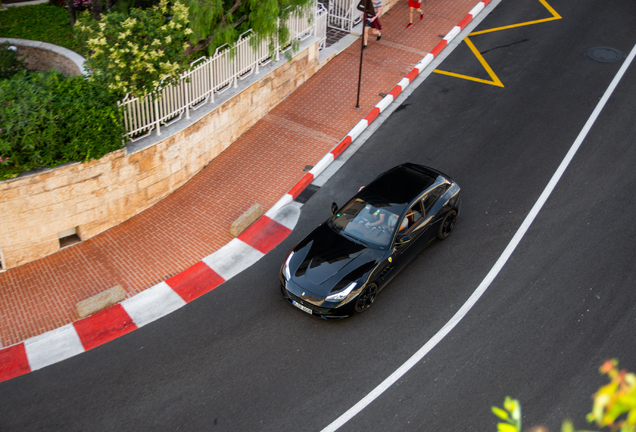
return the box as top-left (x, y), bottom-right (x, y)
top-left (433, 0), bottom-right (561, 87)
top-left (469, 0), bottom-right (561, 36)
top-left (434, 37), bottom-right (504, 87)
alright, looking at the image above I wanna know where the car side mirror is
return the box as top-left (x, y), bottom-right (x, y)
top-left (396, 234), bottom-right (412, 245)
top-left (331, 202), bottom-right (338, 215)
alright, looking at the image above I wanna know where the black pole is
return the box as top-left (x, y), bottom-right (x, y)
top-left (355, 0), bottom-right (371, 108)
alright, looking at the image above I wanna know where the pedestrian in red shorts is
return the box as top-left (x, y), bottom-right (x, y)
top-left (406, 0), bottom-right (423, 28)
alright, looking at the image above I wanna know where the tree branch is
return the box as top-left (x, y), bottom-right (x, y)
top-left (66, 0), bottom-right (76, 26)
top-left (183, 14), bottom-right (247, 56)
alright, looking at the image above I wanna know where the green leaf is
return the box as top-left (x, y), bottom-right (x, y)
top-left (504, 396), bottom-right (516, 412)
top-left (492, 407), bottom-right (509, 421)
top-left (561, 419), bottom-right (574, 432)
top-left (605, 401), bottom-right (630, 424)
top-left (627, 407), bottom-right (636, 424)
top-left (496, 422), bottom-right (518, 432)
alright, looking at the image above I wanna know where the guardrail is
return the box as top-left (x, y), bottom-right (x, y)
top-left (324, 0), bottom-right (360, 32)
top-left (119, 1), bottom-right (328, 141)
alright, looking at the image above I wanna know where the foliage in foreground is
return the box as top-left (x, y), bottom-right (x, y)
top-left (492, 360), bottom-right (636, 432)
top-left (0, 70), bottom-right (124, 180)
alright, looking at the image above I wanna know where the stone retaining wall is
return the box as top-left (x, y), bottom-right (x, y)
top-left (0, 37), bottom-right (320, 270)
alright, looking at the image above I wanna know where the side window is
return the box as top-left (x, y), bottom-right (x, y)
top-left (423, 185), bottom-right (448, 214)
top-left (409, 201), bottom-right (424, 224)
top-left (399, 201), bottom-right (424, 233)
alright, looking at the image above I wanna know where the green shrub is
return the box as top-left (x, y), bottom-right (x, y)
top-left (0, 70), bottom-right (124, 180)
top-left (0, 42), bottom-right (28, 80)
top-left (76, 0), bottom-right (192, 98)
top-left (0, 4), bottom-right (86, 56)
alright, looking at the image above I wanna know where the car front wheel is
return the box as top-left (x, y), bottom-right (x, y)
top-left (355, 283), bottom-right (378, 313)
top-left (437, 209), bottom-right (457, 240)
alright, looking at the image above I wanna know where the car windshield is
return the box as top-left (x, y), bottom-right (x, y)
top-left (328, 198), bottom-right (406, 249)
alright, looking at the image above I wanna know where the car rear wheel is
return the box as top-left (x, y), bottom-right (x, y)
top-left (437, 209), bottom-right (457, 240)
top-left (355, 283), bottom-right (378, 313)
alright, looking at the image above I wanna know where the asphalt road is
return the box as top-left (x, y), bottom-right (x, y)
top-left (1, 0), bottom-right (636, 430)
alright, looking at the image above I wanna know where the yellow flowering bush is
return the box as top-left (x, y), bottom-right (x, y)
top-left (76, 0), bottom-right (193, 98)
top-left (492, 360), bottom-right (636, 432)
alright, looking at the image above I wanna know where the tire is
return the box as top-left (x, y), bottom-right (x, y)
top-left (355, 283), bottom-right (378, 313)
top-left (437, 209), bottom-right (457, 240)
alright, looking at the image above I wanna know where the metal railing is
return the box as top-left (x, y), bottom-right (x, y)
top-left (119, 1), bottom-right (327, 141)
top-left (325, 0), bottom-right (361, 32)
top-left (315, 2), bottom-right (328, 49)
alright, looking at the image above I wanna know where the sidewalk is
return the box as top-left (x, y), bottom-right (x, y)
top-left (0, 0), bottom-right (483, 350)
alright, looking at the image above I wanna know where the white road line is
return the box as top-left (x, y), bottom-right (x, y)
top-left (320, 40), bottom-right (636, 432)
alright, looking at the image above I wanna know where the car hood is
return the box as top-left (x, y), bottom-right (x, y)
top-left (289, 224), bottom-right (383, 296)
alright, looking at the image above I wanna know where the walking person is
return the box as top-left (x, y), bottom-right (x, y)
top-left (362, 0), bottom-right (383, 49)
top-left (406, 0), bottom-right (423, 28)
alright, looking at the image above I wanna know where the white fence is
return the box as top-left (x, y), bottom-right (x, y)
top-left (119, 2), bottom-right (328, 141)
top-left (325, 0), bottom-right (361, 32)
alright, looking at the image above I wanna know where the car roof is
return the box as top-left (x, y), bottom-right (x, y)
top-left (358, 163), bottom-right (440, 207)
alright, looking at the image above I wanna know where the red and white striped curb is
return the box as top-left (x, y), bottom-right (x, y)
top-left (0, 0), bottom-right (491, 383)
top-left (269, 0), bottom-right (491, 216)
top-left (0, 205), bottom-right (298, 383)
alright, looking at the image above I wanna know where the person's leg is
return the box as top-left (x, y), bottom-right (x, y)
top-left (364, 25), bottom-right (369, 46)
top-left (409, 7), bottom-right (413, 24)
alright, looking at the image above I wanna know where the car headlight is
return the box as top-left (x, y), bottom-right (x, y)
top-left (283, 252), bottom-right (294, 281)
top-left (325, 282), bottom-right (357, 302)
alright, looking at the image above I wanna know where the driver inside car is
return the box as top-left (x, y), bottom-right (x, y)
top-left (365, 208), bottom-right (387, 228)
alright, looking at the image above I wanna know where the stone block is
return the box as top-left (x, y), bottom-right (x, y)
top-left (118, 163), bottom-right (138, 180)
top-left (27, 191), bottom-right (56, 211)
top-left (44, 173), bottom-right (75, 191)
top-left (259, 76), bottom-right (273, 89)
top-left (71, 161), bottom-right (109, 183)
top-left (124, 189), bottom-right (148, 209)
top-left (137, 168), bottom-right (167, 190)
top-left (138, 150), bottom-right (160, 173)
top-left (170, 160), bottom-right (181, 174)
top-left (146, 178), bottom-right (171, 201)
top-left (76, 285), bottom-right (127, 318)
top-left (53, 176), bottom-right (100, 203)
top-left (230, 204), bottom-right (263, 237)
top-left (110, 154), bottom-right (126, 171)
top-left (2, 196), bottom-right (30, 218)
top-left (79, 219), bottom-right (112, 239)
top-left (6, 212), bottom-right (50, 234)
top-left (169, 169), bottom-right (187, 190)
top-left (3, 237), bottom-right (59, 269)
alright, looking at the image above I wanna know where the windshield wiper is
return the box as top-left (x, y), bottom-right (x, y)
top-left (328, 222), bottom-right (343, 234)
top-left (339, 230), bottom-right (369, 246)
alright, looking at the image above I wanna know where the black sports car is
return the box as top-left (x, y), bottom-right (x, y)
top-left (280, 163), bottom-right (461, 318)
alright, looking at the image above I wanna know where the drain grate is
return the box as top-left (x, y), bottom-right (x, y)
top-left (587, 47), bottom-right (624, 63)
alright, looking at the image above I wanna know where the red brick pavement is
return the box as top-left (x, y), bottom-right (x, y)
top-left (0, 0), bottom-right (480, 347)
